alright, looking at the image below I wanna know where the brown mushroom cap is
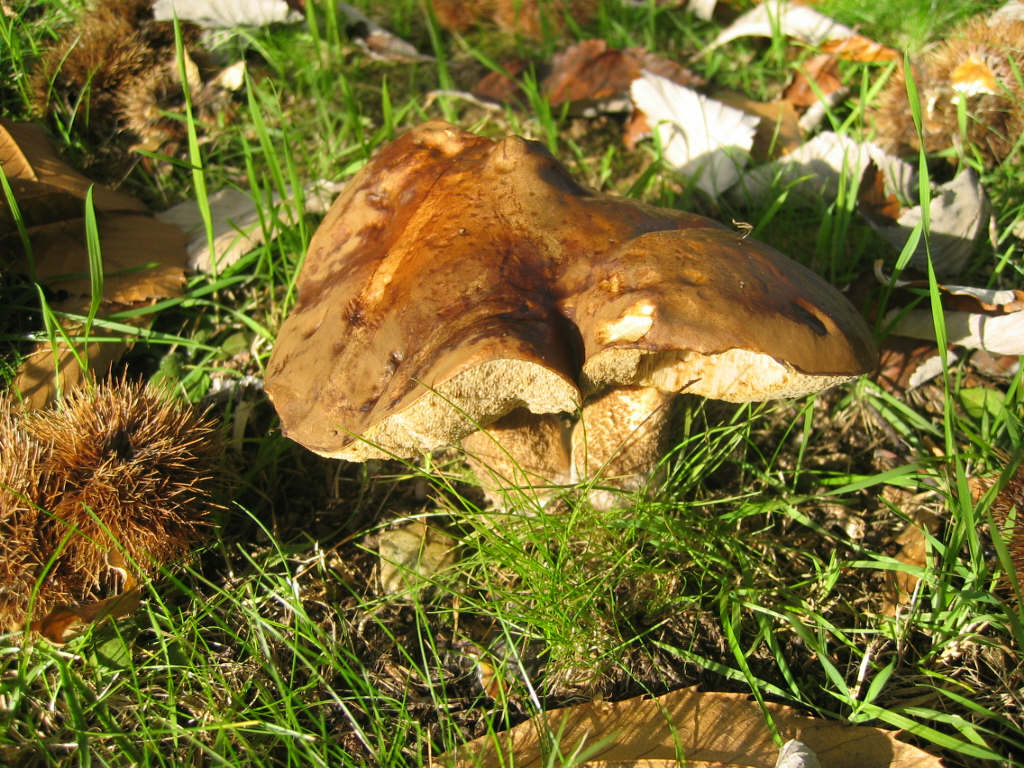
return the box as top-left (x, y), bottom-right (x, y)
top-left (266, 122), bottom-right (876, 461)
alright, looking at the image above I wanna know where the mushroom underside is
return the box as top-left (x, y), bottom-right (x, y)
top-left (461, 347), bottom-right (860, 510)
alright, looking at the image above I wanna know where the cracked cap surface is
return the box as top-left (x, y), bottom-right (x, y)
top-left (266, 122), bottom-right (877, 461)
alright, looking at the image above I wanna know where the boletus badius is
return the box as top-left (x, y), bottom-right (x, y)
top-left (266, 122), bottom-right (877, 508)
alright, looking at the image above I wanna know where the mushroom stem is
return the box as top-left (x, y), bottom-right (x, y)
top-left (571, 386), bottom-right (676, 510)
top-left (461, 410), bottom-right (572, 510)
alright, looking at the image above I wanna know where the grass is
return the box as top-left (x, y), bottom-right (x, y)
top-left (1, 0), bottom-right (1023, 765)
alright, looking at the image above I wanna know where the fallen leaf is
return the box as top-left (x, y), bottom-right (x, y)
top-left (436, 686), bottom-right (943, 767)
top-left (0, 120), bottom-right (145, 215)
top-left (702, 0), bottom-right (856, 54)
top-left (686, 0), bottom-right (717, 21)
top-left (875, 338), bottom-right (947, 393)
top-left (991, 0), bottom-right (1024, 24)
top-left (28, 213), bottom-right (186, 303)
top-left (713, 91), bottom-right (803, 161)
top-left (868, 169), bottom-right (989, 278)
top-left (879, 272), bottom-right (1024, 357)
top-left (377, 520), bottom-right (457, 597)
top-left (630, 71), bottom-right (760, 197)
top-left (880, 488), bottom-right (943, 614)
top-left (820, 35), bottom-right (899, 63)
top-left (152, 0), bottom-right (303, 27)
top-left (783, 54), bottom-right (843, 108)
top-left (2, 120), bottom-right (188, 406)
top-left (887, 304), bottom-right (1024, 357)
top-left (545, 39), bottom-right (704, 108)
top-left (13, 334), bottom-right (131, 410)
top-left (730, 132), bottom-right (916, 207)
top-left (622, 108), bottom-right (652, 151)
top-left (858, 160), bottom-right (903, 226)
top-left (337, 2), bottom-right (434, 63)
top-left (472, 60), bottom-right (529, 105)
top-left (155, 181), bottom-right (342, 272)
top-left (31, 587), bottom-right (143, 644)
top-left (776, 739), bottom-right (821, 768)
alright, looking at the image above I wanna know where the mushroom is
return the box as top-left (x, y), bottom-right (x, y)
top-left (266, 122), bottom-right (876, 507)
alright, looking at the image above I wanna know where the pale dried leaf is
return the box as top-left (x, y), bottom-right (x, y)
top-left (870, 170), bottom-right (989, 278)
top-left (630, 71), bottom-right (759, 197)
top-left (211, 60), bottom-right (247, 92)
top-left (887, 307), bottom-right (1024, 356)
top-left (687, 0), bottom-right (717, 21)
top-left (776, 740), bottom-right (821, 768)
top-left (156, 181), bottom-right (342, 272)
top-left (152, 0), bottom-right (302, 27)
top-left (991, 1), bottom-right (1024, 25)
top-left (378, 521), bottom-right (457, 597)
top-left (156, 188), bottom-right (268, 272)
top-left (731, 132), bottom-right (916, 206)
top-left (338, 2), bottom-right (433, 63)
top-left (906, 352), bottom-right (954, 390)
top-left (437, 687), bottom-right (943, 767)
top-left (702, 0), bottom-right (856, 54)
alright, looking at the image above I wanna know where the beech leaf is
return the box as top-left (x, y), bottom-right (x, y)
top-left (630, 71), bottom-right (759, 197)
top-left (702, 0), bottom-right (856, 53)
top-left (152, 0), bottom-right (302, 28)
top-left (436, 687), bottom-right (943, 767)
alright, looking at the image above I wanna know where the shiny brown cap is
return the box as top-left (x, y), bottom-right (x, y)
top-left (266, 122), bottom-right (876, 460)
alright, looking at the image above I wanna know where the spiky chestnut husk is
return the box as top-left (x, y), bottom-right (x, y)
top-left (0, 394), bottom-right (52, 629)
top-left (873, 18), bottom-right (1024, 168)
top-left (991, 462), bottom-right (1024, 597)
top-left (30, 0), bottom-right (223, 178)
top-left (0, 379), bottom-right (221, 630)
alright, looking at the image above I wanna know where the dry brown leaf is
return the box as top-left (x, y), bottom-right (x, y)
top-left (783, 54), bottom-right (843, 108)
top-left (28, 213), bottom-right (186, 303)
top-left (30, 587), bottom-right (143, 644)
top-left (622, 109), bottom-right (652, 151)
top-left (437, 687), bottom-right (943, 768)
top-left (820, 35), bottom-right (899, 63)
top-left (472, 60), bottom-right (529, 105)
top-left (13, 335), bottom-right (131, 410)
top-left (874, 338), bottom-right (942, 393)
top-left (2, 120), bottom-right (188, 406)
top-left (2, 120), bottom-right (187, 304)
top-left (858, 160), bottom-right (903, 226)
top-left (0, 120), bottom-right (145, 214)
top-left (879, 488), bottom-right (943, 614)
top-left (544, 39), bottom-right (704, 107)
